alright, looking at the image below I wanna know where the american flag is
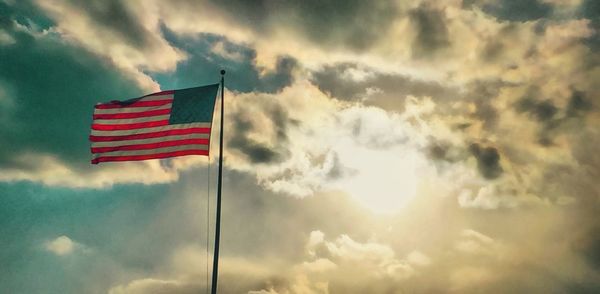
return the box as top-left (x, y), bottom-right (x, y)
top-left (90, 84), bottom-right (219, 164)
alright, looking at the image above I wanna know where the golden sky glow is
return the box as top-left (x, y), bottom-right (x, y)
top-left (0, 0), bottom-right (599, 293)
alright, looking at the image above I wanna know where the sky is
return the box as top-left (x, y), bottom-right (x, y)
top-left (0, 0), bottom-right (599, 293)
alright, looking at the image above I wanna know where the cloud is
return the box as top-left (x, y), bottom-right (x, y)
top-left (0, 28), bottom-right (15, 45)
top-left (309, 62), bottom-right (457, 111)
top-left (575, 226), bottom-right (600, 272)
top-left (409, 3), bottom-right (450, 58)
top-left (108, 279), bottom-right (191, 294)
top-left (147, 2), bottom-right (600, 217)
top-left (512, 86), bottom-right (595, 145)
top-left (454, 229), bottom-right (498, 256)
top-left (465, 0), bottom-right (554, 21)
top-left (108, 245), bottom-right (277, 294)
top-left (0, 7), bottom-right (298, 188)
top-left (228, 128), bottom-right (281, 164)
top-left (6, 163), bottom-right (600, 293)
top-left (249, 231), bottom-right (431, 293)
top-left (227, 102), bottom-right (291, 164)
top-left (469, 143), bottom-right (503, 179)
top-left (2, 2), bottom-right (600, 293)
top-left (0, 152), bottom-right (196, 187)
top-left (579, 0), bottom-right (600, 48)
top-left (0, 5), bottom-right (195, 187)
top-left (457, 180), bottom-right (549, 209)
top-left (37, 0), bottom-right (185, 90)
top-left (221, 81), bottom-right (435, 215)
top-left (0, 7), bottom-right (139, 163)
top-left (449, 265), bottom-right (497, 291)
top-left (154, 28), bottom-right (298, 93)
top-left (198, 0), bottom-right (398, 52)
top-left (516, 95), bottom-right (558, 122)
top-left (66, 0), bottom-right (153, 48)
top-left (406, 251), bottom-right (432, 267)
top-left (44, 235), bottom-right (80, 256)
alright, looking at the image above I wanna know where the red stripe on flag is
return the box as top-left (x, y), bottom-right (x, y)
top-left (95, 99), bottom-right (172, 109)
top-left (91, 138), bottom-right (210, 153)
top-left (92, 120), bottom-right (170, 131)
top-left (93, 108), bottom-right (171, 119)
top-left (90, 128), bottom-right (211, 142)
top-left (91, 149), bottom-right (209, 164)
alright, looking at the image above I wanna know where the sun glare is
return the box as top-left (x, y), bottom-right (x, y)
top-left (331, 143), bottom-right (422, 215)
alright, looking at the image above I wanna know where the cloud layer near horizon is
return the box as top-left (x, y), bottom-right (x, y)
top-left (0, 0), bottom-right (599, 293)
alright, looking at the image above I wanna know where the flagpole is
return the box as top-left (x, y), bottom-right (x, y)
top-left (210, 70), bottom-right (225, 294)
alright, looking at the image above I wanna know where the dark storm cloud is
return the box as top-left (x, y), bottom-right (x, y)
top-left (0, 4), bottom-right (142, 170)
top-left (567, 130), bottom-right (600, 274)
top-left (516, 97), bottom-right (558, 122)
top-left (567, 90), bottom-right (593, 116)
top-left (580, 0), bottom-right (600, 22)
top-left (461, 80), bottom-right (508, 130)
top-left (514, 88), bottom-right (593, 146)
top-left (204, 0), bottom-right (397, 51)
top-left (469, 143), bottom-right (503, 179)
top-left (425, 138), bottom-right (504, 179)
top-left (577, 226), bottom-right (600, 271)
top-left (466, 0), bottom-right (553, 22)
top-left (481, 39), bottom-right (505, 62)
top-left (428, 142), bottom-right (452, 162)
top-left (227, 103), bottom-right (294, 164)
top-left (0, 0), bottom-right (54, 30)
top-left (62, 0), bottom-right (153, 48)
top-left (479, 24), bottom-right (520, 62)
top-left (579, 0), bottom-right (600, 48)
top-left (409, 3), bottom-right (450, 58)
top-left (260, 56), bottom-right (298, 94)
top-left (268, 102), bottom-right (295, 142)
top-left (428, 79), bottom-right (513, 131)
top-left (155, 26), bottom-right (297, 93)
top-left (229, 115), bottom-right (280, 164)
top-left (310, 62), bottom-right (457, 111)
top-left (425, 139), bottom-right (466, 164)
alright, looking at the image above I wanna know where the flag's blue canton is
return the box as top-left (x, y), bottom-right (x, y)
top-left (169, 84), bottom-right (219, 124)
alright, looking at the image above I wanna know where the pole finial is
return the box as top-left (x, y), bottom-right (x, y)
top-left (220, 69), bottom-right (226, 75)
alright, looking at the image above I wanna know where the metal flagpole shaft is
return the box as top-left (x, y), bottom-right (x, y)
top-left (211, 70), bottom-right (226, 294)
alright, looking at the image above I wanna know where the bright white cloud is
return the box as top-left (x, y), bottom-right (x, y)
top-left (249, 231), bottom-right (430, 293)
top-left (304, 230), bottom-right (418, 280)
top-left (454, 229), bottom-right (498, 256)
top-left (44, 235), bottom-right (79, 256)
top-left (406, 250), bottom-right (432, 267)
top-left (1, 1), bottom-right (598, 293)
top-left (0, 152), bottom-right (207, 188)
top-left (37, 0), bottom-right (185, 91)
top-left (109, 231), bottom-right (431, 294)
top-left (108, 279), bottom-right (184, 294)
top-left (224, 82), bottom-right (432, 214)
top-left (0, 29), bottom-right (16, 46)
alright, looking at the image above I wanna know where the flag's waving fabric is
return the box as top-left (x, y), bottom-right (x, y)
top-left (90, 84), bottom-right (219, 164)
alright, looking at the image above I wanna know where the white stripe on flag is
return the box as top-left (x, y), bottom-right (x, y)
top-left (90, 122), bottom-right (212, 137)
top-left (93, 103), bottom-right (172, 115)
top-left (93, 114), bottom-right (171, 125)
top-left (92, 144), bottom-right (209, 158)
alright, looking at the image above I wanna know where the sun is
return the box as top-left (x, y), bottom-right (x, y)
top-left (330, 143), bottom-right (422, 215)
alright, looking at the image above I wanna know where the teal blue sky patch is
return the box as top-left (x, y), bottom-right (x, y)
top-left (168, 84), bottom-right (219, 124)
